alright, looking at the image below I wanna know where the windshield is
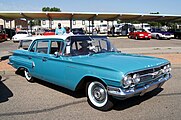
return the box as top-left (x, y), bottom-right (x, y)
top-left (100, 24), bottom-right (107, 27)
top-left (144, 25), bottom-right (150, 28)
top-left (72, 28), bottom-right (84, 34)
top-left (44, 29), bottom-right (55, 32)
top-left (114, 24), bottom-right (120, 27)
top-left (135, 29), bottom-right (146, 32)
top-left (66, 36), bottom-right (117, 56)
top-left (17, 31), bottom-right (28, 34)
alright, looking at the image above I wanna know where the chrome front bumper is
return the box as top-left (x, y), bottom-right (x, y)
top-left (107, 74), bottom-right (171, 100)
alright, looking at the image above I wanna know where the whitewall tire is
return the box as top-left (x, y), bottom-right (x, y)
top-left (86, 81), bottom-right (113, 111)
top-left (24, 69), bottom-right (34, 82)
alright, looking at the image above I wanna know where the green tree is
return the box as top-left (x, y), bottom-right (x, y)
top-left (42, 7), bottom-right (61, 12)
top-left (150, 12), bottom-right (160, 14)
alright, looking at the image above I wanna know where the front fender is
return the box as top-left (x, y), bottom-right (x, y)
top-left (64, 62), bottom-right (123, 91)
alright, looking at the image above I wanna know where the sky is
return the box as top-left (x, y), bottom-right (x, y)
top-left (0, 0), bottom-right (181, 15)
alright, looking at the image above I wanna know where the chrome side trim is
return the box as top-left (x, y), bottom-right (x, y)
top-left (8, 62), bottom-right (13, 65)
top-left (107, 74), bottom-right (171, 99)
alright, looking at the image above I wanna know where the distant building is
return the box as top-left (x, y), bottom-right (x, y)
top-left (41, 20), bottom-right (111, 29)
top-left (0, 19), bottom-right (15, 29)
top-left (0, 19), bottom-right (28, 30)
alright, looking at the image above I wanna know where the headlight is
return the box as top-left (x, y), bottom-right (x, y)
top-left (162, 66), bottom-right (167, 74)
top-left (122, 75), bottom-right (132, 88)
top-left (132, 74), bottom-right (140, 84)
top-left (166, 64), bottom-right (171, 72)
top-left (162, 64), bottom-right (171, 74)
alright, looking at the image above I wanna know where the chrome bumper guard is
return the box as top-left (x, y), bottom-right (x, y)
top-left (107, 74), bottom-right (171, 99)
top-left (8, 62), bottom-right (13, 65)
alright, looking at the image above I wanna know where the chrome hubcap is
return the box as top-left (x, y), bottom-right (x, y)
top-left (93, 87), bottom-right (105, 101)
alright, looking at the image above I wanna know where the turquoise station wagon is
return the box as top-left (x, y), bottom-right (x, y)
top-left (9, 35), bottom-right (172, 111)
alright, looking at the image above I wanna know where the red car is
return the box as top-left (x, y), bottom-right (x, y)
top-left (43, 29), bottom-right (55, 36)
top-left (0, 30), bottom-right (7, 41)
top-left (128, 29), bottom-right (151, 40)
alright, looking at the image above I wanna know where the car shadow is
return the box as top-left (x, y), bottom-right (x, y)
top-left (0, 76), bottom-right (13, 103)
top-left (112, 88), bottom-right (163, 111)
top-left (35, 79), bottom-right (85, 98)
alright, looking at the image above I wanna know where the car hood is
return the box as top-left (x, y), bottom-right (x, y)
top-left (71, 53), bottom-right (169, 74)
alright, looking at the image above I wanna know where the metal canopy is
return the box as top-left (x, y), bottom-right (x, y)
top-left (0, 11), bottom-right (181, 22)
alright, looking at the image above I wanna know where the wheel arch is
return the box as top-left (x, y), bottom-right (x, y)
top-left (75, 75), bottom-right (107, 92)
top-left (17, 66), bottom-right (29, 71)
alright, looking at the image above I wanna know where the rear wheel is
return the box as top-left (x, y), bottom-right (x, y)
top-left (156, 35), bottom-right (160, 40)
top-left (24, 69), bottom-right (34, 82)
top-left (86, 81), bottom-right (113, 111)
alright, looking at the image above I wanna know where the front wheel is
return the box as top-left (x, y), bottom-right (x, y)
top-left (24, 69), bottom-right (34, 82)
top-left (86, 81), bottom-right (113, 111)
top-left (135, 36), bottom-right (139, 40)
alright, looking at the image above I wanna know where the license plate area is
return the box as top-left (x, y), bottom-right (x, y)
top-left (140, 84), bottom-right (158, 96)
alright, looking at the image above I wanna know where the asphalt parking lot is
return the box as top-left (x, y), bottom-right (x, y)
top-left (0, 37), bottom-right (181, 120)
top-left (0, 68), bottom-right (181, 120)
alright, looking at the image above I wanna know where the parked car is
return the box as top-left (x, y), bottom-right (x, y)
top-left (43, 29), bottom-right (55, 36)
top-left (71, 28), bottom-right (85, 35)
top-left (108, 24), bottom-right (122, 36)
top-left (97, 24), bottom-right (108, 34)
top-left (4, 28), bottom-right (16, 39)
top-left (9, 35), bottom-right (172, 111)
top-left (85, 25), bottom-right (96, 34)
top-left (0, 30), bottom-right (8, 41)
top-left (148, 28), bottom-right (174, 40)
top-left (12, 30), bottom-right (31, 42)
top-left (120, 24), bottom-right (134, 36)
top-left (128, 29), bottom-right (151, 40)
top-left (18, 37), bottom-right (36, 50)
top-left (167, 29), bottom-right (181, 39)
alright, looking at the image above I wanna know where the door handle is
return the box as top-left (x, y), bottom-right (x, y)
top-left (42, 57), bottom-right (47, 62)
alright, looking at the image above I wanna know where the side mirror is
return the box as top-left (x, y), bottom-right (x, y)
top-left (54, 52), bottom-right (59, 58)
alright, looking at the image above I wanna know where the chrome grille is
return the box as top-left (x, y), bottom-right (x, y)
top-left (138, 65), bottom-right (165, 83)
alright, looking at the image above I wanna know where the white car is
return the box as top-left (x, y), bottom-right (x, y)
top-left (85, 25), bottom-right (96, 34)
top-left (12, 31), bottom-right (31, 42)
top-left (98, 24), bottom-right (108, 34)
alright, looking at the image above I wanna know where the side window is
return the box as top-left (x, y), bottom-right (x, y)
top-left (36, 41), bottom-right (49, 54)
top-left (50, 41), bottom-right (65, 54)
top-left (92, 39), bottom-right (108, 52)
top-left (29, 41), bottom-right (36, 52)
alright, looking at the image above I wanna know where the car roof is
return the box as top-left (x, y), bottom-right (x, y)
top-left (22, 35), bottom-right (69, 41)
top-left (21, 35), bottom-right (108, 42)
